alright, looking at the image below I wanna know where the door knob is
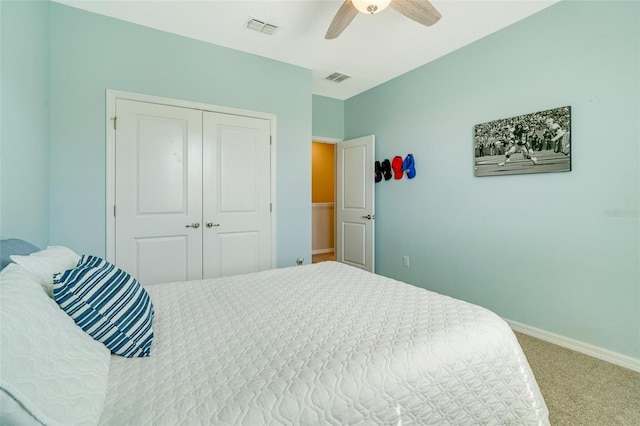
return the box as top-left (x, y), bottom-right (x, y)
top-left (206, 222), bottom-right (220, 228)
top-left (185, 221), bottom-right (200, 229)
top-left (361, 214), bottom-right (372, 220)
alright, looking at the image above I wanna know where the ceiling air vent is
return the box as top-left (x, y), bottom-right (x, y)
top-left (246, 18), bottom-right (278, 35)
top-left (325, 72), bottom-right (351, 83)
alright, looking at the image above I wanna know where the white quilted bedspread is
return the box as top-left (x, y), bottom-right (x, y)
top-left (99, 262), bottom-right (548, 425)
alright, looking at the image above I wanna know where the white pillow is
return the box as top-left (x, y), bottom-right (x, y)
top-left (0, 388), bottom-right (42, 426)
top-left (10, 246), bottom-right (80, 297)
top-left (0, 264), bottom-right (111, 426)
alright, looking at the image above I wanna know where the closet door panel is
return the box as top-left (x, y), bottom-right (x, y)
top-left (219, 127), bottom-right (258, 211)
top-left (218, 231), bottom-right (260, 277)
top-left (135, 236), bottom-right (189, 285)
top-left (202, 112), bottom-right (272, 278)
top-left (115, 99), bottom-right (203, 285)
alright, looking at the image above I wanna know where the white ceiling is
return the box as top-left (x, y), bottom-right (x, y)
top-left (55, 0), bottom-right (559, 100)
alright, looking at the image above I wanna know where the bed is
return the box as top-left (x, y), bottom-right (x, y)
top-left (1, 239), bottom-right (549, 425)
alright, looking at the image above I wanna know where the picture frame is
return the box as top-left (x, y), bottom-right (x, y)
top-left (474, 106), bottom-right (571, 177)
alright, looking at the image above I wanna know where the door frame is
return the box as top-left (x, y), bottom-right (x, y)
top-left (311, 136), bottom-right (341, 260)
top-left (311, 135), bottom-right (376, 272)
top-left (106, 90), bottom-right (277, 268)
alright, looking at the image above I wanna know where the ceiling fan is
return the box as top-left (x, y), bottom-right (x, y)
top-left (325, 0), bottom-right (441, 39)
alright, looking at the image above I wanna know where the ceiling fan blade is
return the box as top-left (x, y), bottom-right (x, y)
top-left (389, 0), bottom-right (441, 27)
top-left (325, 0), bottom-right (359, 39)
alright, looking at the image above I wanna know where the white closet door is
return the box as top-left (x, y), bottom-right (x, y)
top-left (115, 99), bottom-right (203, 285)
top-left (202, 111), bottom-right (272, 278)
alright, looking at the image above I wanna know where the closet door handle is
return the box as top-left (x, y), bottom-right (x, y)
top-left (206, 222), bottom-right (220, 228)
top-left (186, 222), bottom-right (200, 229)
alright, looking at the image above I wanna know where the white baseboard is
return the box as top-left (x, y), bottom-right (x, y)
top-left (312, 249), bottom-right (334, 255)
top-left (505, 318), bottom-right (640, 373)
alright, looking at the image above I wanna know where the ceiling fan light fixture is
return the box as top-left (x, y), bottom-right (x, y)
top-left (352, 0), bottom-right (391, 15)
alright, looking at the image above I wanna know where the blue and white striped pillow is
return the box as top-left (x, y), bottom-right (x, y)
top-left (53, 256), bottom-right (154, 358)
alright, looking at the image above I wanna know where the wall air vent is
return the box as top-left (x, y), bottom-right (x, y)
top-left (246, 18), bottom-right (278, 35)
top-left (325, 72), bottom-right (351, 83)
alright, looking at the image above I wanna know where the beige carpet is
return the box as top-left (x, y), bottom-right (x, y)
top-left (515, 332), bottom-right (640, 425)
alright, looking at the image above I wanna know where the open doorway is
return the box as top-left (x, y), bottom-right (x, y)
top-left (311, 141), bottom-right (335, 263)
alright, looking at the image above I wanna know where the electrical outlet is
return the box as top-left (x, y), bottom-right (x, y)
top-left (403, 256), bottom-right (410, 267)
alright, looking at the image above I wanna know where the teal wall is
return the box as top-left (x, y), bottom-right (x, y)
top-left (312, 95), bottom-right (344, 140)
top-left (345, 0), bottom-right (640, 358)
top-left (48, 3), bottom-right (312, 266)
top-left (0, 0), bottom-right (50, 248)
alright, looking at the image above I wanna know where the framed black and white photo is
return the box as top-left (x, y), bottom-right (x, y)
top-left (474, 106), bottom-right (571, 177)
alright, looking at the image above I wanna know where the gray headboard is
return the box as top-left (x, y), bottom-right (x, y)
top-left (0, 239), bottom-right (41, 271)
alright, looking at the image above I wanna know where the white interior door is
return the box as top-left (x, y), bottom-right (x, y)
top-left (336, 135), bottom-right (375, 272)
top-left (114, 99), bottom-right (203, 285)
top-left (202, 112), bottom-right (272, 278)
